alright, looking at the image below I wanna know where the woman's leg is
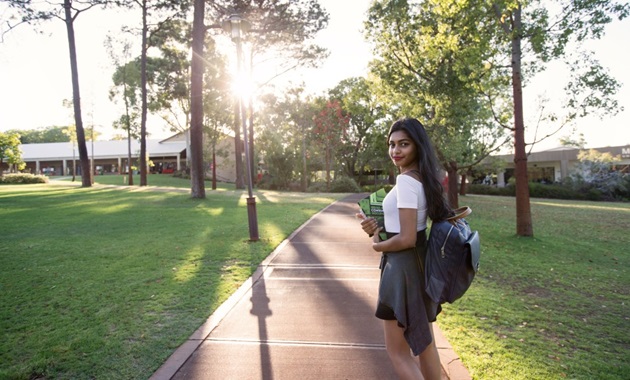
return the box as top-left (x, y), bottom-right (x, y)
top-left (383, 320), bottom-right (422, 379)
top-left (417, 323), bottom-right (442, 380)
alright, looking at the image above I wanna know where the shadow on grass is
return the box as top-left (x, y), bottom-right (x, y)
top-left (0, 185), bottom-right (337, 379)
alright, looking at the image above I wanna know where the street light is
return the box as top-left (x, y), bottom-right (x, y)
top-left (222, 14), bottom-right (259, 241)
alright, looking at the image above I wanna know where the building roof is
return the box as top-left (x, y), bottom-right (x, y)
top-left (20, 139), bottom-right (187, 161)
top-left (494, 144), bottom-right (630, 163)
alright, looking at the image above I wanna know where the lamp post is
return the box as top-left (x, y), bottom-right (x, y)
top-left (222, 14), bottom-right (259, 241)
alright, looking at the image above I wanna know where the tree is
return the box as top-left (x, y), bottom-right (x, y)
top-left (147, 19), bottom-right (193, 170)
top-left (0, 131), bottom-right (24, 173)
top-left (488, 0), bottom-right (628, 236)
top-left (6, 126), bottom-right (70, 144)
top-left (365, 0), bottom-right (510, 207)
top-left (60, 0), bottom-right (100, 186)
top-left (113, 0), bottom-right (190, 187)
top-left (189, 0), bottom-right (206, 198)
top-left (108, 36), bottom-right (141, 185)
top-left (145, 17), bottom-right (232, 193)
top-left (2, 0), bottom-right (117, 187)
top-left (207, 0), bottom-right (330, 185)
top-left (257, 86), bottom-right (320, 191)
top-left (328, 77), bottom-right (389, 183)
top-left (312, 99), bottom-right (350, 191)
top-left (202, 40), bottom-right (233, 191)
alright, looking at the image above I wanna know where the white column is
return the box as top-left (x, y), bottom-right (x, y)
top-left (177, 154), bottom-right (181, 171)
top-left (63, 160), bottom-right (68, 175)
top-left (36, 161), bottom-right (41, 174)
top-left (497, 171), bottom-right (506, 188)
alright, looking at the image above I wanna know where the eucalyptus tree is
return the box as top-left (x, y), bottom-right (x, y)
top-left (2, 0), bottom-right (116, 187)
top-left (145, 17), bottom-right (233, 192)
top-left (206, 0), bottom-right (330, 185)
top-left (108, 36), bottom-right (140, 185)
top-left (189, 0), bottom-right (207, 197)
top-left (328, 77), bottom-right (389, 184)
top-left (118, 0), bottom-right (190, 187)
top-left (365, 0), bottom-right (511, 208)
top-left (202, 39), bottom-right (233, 191)
top-left (487, 0), bottom-right (628, 236)
top-left (143, 18), bottom-right (192, 172)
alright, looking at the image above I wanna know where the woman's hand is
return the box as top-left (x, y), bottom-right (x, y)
top-left (357, 214), bottom-right (379, 237)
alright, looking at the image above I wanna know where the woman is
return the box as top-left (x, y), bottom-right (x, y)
top-left (359, 118), bottom-right (451, 379)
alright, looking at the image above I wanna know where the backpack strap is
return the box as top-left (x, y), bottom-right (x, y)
top-left (446, 206), bottom-right (472, 223)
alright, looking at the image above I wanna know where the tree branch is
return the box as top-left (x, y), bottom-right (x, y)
top-left (492, 3), bottom-right (512, 35)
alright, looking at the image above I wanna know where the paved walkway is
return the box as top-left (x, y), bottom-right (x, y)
top-left (150, 194), bottom-right (470, 380)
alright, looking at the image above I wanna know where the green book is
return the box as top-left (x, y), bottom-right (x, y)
top-left (358, 188), bottom-right (388, 241)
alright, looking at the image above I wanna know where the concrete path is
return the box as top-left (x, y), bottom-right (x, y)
top-left (150, 194), bottom-right (470, 380)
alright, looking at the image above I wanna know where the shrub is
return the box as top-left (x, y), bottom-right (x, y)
top-left (329, 176), bottom-right (361, 193)
top-left (467, 184), bottom-right (514, 197)
top-left (0, 173), bottom-right (49, 184)
top-left (307, 181), bottom-right (328, 193)
top-left (528, 182), bottom-right (586, 200)
top-left (361, 184), bottom-right (394, 193)
top-left (468, 182), bottom-right (603, 201)
top-left (307, 177), bottom-right (361, 193)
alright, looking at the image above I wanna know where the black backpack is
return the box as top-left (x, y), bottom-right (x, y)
top-left (425, 206), bottom-right (480, 304)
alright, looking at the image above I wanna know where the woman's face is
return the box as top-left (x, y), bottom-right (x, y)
top-left (388, 130), bottom-right (418, 171)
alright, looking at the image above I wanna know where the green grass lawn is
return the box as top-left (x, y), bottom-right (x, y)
top-left (0, 182), bottom-right (343, 379)
top-left (71, 173), bottom-right (235, 190)
top-left (1, 181), bottom-right (628, 379)
top-left (438, 195), bottom-right (629, 380)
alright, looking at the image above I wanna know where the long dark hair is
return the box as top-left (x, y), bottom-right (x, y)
top-left (388, 118), bottom-right (451, 221)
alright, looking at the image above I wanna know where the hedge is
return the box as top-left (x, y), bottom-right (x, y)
top-left (0, 173), bottom-right (49, 184)
top-left (467, 182), bottom-right (599, 201)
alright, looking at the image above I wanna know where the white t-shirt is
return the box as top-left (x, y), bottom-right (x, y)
top-left (382, 174), bottom-right (428, 233)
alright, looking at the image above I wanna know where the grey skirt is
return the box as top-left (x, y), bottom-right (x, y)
top-left (376, 230), bottom-right (440, 356)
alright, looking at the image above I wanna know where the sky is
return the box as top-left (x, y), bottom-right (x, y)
top-left (0, 1), bottom-right (628, 151)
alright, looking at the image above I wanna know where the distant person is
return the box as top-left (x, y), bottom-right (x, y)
top-left (358, 118), bottom-right (451, 379)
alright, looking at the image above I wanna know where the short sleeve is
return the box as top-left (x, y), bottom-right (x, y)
top-left (396, 175), bottom-right (422, 209)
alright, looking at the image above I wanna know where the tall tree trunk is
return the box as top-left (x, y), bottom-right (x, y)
top-left (139, 0), bottom-right (148, 186)
top-left (446, 162), bottom-right (459, 209)
top-left (234, 102), bottom-right (244, 189)
top-left (189, 0), bottom-right (206, 198)
top-left (459, 172), bottom-right (468, 196)
top-left (64, 0), bottom-right (91, 187)
top-left (511, 7), bottom-right (533, 237)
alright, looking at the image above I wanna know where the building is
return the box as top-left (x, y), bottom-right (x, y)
top-left (490, 145), bottom-right (630, 187)
top-left (4, 132), bottom-right (239, 183)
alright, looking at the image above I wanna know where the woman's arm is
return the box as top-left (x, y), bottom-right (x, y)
top-left (371, 208), bottom-right (417, 252)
